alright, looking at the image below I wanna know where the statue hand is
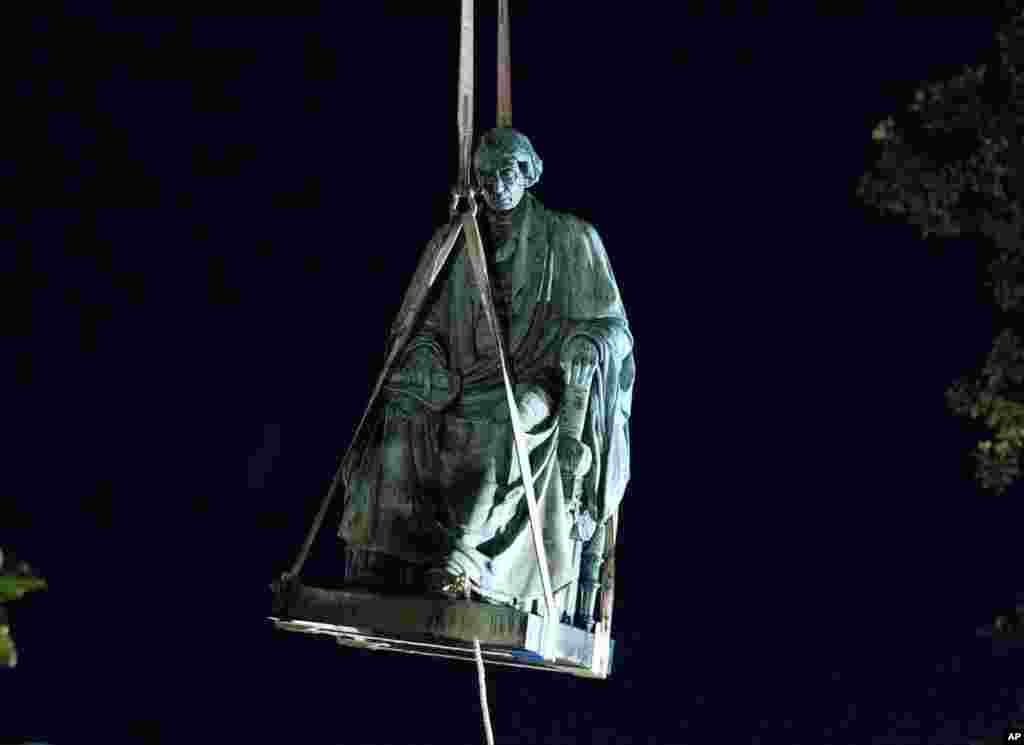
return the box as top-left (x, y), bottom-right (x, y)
top-left (404, 347), bottom-right (444, 390)
top-left (561, 336), bottom-right (600, 386)
top-left (558, 436), bottom-right (593, 478)
top-left (515, 384), bottom-right (553, 432)
top-left (570, 504), bottom-right (598, 543)
top-left (384, 347), bottom-right (446, 415)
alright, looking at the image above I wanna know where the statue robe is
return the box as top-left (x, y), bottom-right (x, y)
top-left (339, 191), bottom-right (634, 605)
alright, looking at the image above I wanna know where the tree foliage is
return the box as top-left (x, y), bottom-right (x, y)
top-left (0, 548), bottom-right (47, 669)
top-left (858, 4), bottom-right (1024, 494)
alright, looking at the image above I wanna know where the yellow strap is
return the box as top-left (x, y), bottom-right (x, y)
top-left (457, 0), bottom-right (475, 190)
top-left (496, 0), bottom-right (511, 128)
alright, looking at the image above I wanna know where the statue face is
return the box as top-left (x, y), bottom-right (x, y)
top-left (475, 154), bottom-right (528, 212)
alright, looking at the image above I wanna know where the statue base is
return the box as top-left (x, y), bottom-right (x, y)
top-left (269, 583), bottom-right (614, 679)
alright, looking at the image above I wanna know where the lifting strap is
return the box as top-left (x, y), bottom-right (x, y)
top-left (281, 0), bottom-right (474, 580)
top-left (461, 208), bottom-right (558, 629)
top-left (460, 0), bottom-right (557, 644)
top-left (281, 219), bottom-right (463, 581)
top-left (457, 0), bottom-right (474, 192)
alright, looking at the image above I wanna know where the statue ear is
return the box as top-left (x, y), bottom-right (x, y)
top-left (521, 156), bottom-right (543, 188)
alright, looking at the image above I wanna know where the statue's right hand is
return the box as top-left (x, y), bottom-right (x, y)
top-left (404, 347), bottom-right (444, 390)
top-left (384, 346), bottom-right (447, 414)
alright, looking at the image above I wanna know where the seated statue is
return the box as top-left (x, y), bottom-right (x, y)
top-left (338, 128), bottom-right (634, 622)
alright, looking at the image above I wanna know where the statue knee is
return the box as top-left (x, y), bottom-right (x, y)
top-left (379, 429), bottom-right (412, 473)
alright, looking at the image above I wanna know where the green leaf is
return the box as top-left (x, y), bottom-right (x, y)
top-left (0, 575), bottom-right (47, 603)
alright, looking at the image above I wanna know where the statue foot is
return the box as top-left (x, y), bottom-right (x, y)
top-left (424, 542), bottom-right (489, 600)
top-left (424, 566), bottom-right (473, 600)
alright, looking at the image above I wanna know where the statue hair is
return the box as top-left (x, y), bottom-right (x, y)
top-left (474, 128), bottom-right (544, 188)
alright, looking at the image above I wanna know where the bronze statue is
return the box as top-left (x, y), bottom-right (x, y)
top-left (338, 127), bottom-right (634, 627)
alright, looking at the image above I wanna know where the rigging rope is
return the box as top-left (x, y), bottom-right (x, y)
top-left (475, 638), bottom-right (496, 745)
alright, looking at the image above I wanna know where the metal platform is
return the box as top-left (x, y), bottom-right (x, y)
top-left (269, 584), bottom-right (615, 678)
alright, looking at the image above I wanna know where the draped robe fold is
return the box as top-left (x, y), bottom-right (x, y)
top-left (338, 192), bottom-right (634, 605)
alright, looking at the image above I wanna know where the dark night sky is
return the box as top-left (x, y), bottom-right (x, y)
top-left (7, 7), bottom-right (1023, 745)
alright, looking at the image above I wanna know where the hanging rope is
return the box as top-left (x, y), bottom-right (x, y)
top-left (461, 211), bottom-right (558, 632)
top-left (474, 638), bottom-right (496, 745)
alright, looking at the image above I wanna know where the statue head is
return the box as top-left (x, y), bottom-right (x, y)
top-left (473, 128), bottom-right (543, 212)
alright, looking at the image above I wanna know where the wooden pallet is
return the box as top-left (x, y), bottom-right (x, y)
top-left (269, 584), bottom-right (614, 679)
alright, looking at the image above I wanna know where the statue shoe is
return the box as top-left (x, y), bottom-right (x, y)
top-left (424, 544), bottom-right (487, 600)
top-left (424, 565), bottom-right (472, 600)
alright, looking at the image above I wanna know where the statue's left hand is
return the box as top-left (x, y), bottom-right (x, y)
top-left (561, 336), bottom-right (600, 386)
top-left (515, 384), bottom-right (553, 431)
